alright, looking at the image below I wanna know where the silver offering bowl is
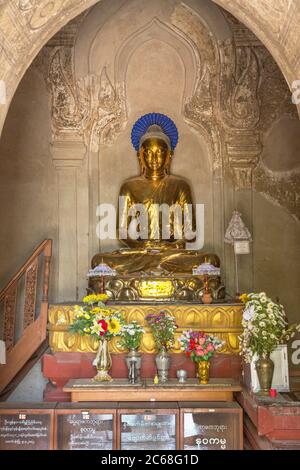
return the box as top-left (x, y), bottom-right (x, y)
top-left (176, 369), bottom-right (187, 383)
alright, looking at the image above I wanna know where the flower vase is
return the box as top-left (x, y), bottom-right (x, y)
top-left (198, 360), bottom-right (210, 384)
top-left (126, 349), bottom-right (142, 384)
top-left (255, 356), bottom-right (274, 395)
top-left (92, 338), bottom-right (113, 382)
top-left (155, 349), bottom-right (170, 383)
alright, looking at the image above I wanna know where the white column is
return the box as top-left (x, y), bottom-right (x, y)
top-left (52, 134), bottom-right (89, 302)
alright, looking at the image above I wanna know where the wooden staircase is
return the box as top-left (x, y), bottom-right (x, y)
top-left (0, 239), bottom-right (52, 396)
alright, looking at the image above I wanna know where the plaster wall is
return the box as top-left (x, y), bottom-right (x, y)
top-left (0, 0), bottom-right (299, 336)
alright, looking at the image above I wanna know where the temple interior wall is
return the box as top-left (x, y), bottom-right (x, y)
top-left (0, 0), bottom-right (299, 346)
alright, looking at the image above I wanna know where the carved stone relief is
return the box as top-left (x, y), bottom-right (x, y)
top-left (47, 47), bottom-right (127, 152)
top-left (171, 3), bottom-right (222, 174)
top-left (40, 2), bottom-right (299, 222)
top-left (254, 47), bottom-right (300, 218)
top-left (254, 163), bottom-right (300, 221)
top-left (18, 0), bottom-right (75, 30)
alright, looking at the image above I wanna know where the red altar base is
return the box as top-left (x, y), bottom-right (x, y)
top-left (42, 353), bottom-right (242, 402)
top-left (237, 387), bottom-right (300, 449)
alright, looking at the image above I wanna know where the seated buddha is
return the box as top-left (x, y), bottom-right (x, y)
top-left (92, 113), bottom-right (220, 276)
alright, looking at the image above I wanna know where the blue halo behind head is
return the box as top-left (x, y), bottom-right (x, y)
top-left (131, 113), bottom-right (179, 151)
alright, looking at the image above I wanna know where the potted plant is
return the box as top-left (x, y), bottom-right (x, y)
top-left (239, 292), bottom-right (300, 394)
top-left (119, 321), bottom-right (145, 383)
top-left (69, 293), bottom-right (125, 382)
top-left (146, 311), bottom-right (177, 383)
top-left (179, 330), bottom-right (223, 384)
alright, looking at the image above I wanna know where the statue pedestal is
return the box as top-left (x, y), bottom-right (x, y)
top-left (43, 302), bottom-right (243, 402)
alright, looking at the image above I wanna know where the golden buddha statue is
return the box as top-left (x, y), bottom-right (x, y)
top-left (91, 113), bottom-right (223, 301)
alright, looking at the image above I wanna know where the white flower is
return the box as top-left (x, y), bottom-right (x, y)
top-left (129, 330), bottom-right (135, 336)
top-left (91, 322), bottom-right (103, 335)
top-left (259, 321), bottom-right (266, 327)
top-left (243, 305), bottom-right (255, 321)
top-left (262, 330), bottom-right (267, 336)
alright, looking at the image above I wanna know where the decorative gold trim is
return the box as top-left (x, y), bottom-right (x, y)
top-left (137, 279), bottom-right (175, 299)
top-left (48, 303), bottom-right (243, 355)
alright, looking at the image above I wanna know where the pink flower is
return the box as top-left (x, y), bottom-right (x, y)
top-left (196, 350), bottom-right (205, 356)
top-left (207, 343), bottom-right (214, 352)
top-left (198, 338), bottom-right (206, 345)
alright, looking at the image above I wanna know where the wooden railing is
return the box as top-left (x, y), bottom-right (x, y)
top-left (0, 239), bottom-right (52, 393)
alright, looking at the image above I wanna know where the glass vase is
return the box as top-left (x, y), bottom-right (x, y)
top-left (155, 348), bottom-right (170, 383)
top-left (92, 338), bottom-right (113, 382)
top-left (198, 360), bottom-right (210, 384)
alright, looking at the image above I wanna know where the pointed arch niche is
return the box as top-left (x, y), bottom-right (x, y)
top-left (86, 15), bottom-right (216, 256)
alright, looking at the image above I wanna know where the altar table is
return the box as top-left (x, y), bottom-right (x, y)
top-left (63, 378), bottom-right (241, 403)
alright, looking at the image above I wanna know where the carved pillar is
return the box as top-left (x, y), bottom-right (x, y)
top-left (224, 131), bottom-right (262, 294)
top-left (51, 133), bottom-right (88, 301)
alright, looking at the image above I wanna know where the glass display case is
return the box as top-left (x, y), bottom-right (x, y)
top-left (0, 400), bottom-right (243, 450)
top-left (118, 402), bottom-right (179, 450)
top-left (179, 402), bottom-right (243, 450)
top-left (0, 403), bottom-right (55, 450)
top-left (55, 402), bottom-right (117, 450)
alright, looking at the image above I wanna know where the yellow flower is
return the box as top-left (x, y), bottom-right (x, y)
top-left (96, 294), bottom-right (109, 302)
top-left (82, 294), bottom-right (96, 304)
top-left (74, 304), bottom-right (83, 313)
top-left (83, 327), bottom-right (91, 333)
top-left (82, 293), bottom-right (109, 305)
top-left (102, 309), bottom-right (112, 317)
top-left (240, 293), bottom-right (249, 304)
top-left (91, 307), bottom-right (101, 314)
top-left (107, 318), bottom-right (121, 335)
top-left (74, 305), bottom-right (84, 318)
top-left (84, 314), bottom-right (90, 320)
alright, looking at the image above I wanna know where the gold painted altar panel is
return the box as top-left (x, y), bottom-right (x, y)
top-left (48, 304), bottom-right (243, 355)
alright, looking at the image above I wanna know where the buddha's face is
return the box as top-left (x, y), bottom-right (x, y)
top-left (139, 138), bottom-right (171, 177)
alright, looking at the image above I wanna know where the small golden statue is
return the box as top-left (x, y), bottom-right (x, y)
top-left (91, 113), bottom-right (223, 301)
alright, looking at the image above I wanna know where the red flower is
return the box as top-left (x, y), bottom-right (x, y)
top-left (189, 339), bottom-right (196, 350)
top-left (98, 319), bottom-right (108, 337)
top-left (186, 351), bottom-right (191, 357)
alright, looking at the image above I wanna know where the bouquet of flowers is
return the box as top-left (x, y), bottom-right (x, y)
top-left (119, 321), bottom-right (145, 351)
top-left (239, 292), bottom-right (300, 362)
top-left (146, 311), bottom-right (177, 351)
top-left (69, 293), bottom-right (125, 340)
top-left (179, 330), bottom-right (223, 362)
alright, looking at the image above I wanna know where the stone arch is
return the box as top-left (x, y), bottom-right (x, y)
top-left (0, 0), bottom-right (299, 136)
top-left (114, 17), bottom-right (199, 110)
